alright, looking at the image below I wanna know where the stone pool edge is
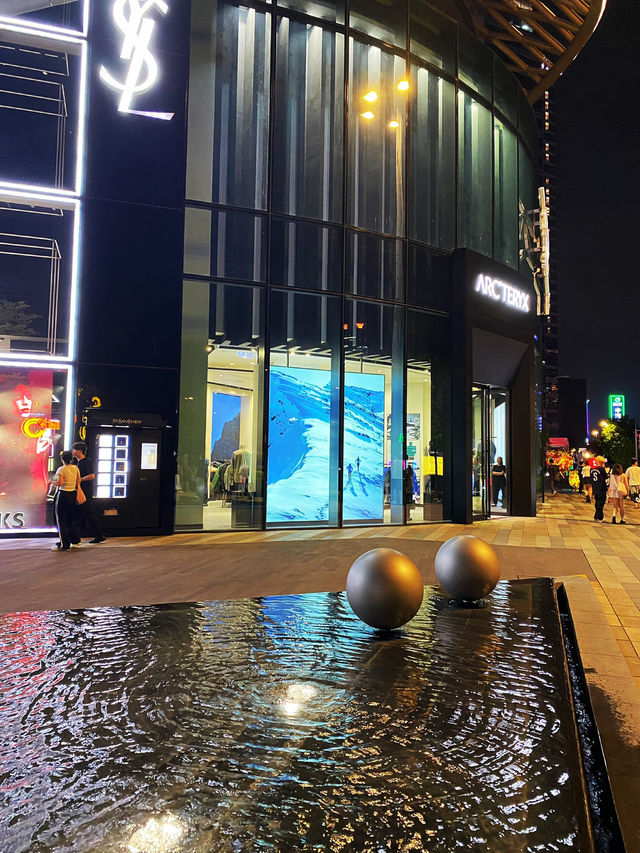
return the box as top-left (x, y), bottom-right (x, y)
top-left (560, 575), bottom-right (640, 852)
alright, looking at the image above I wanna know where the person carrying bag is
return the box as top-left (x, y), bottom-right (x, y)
top-left (50, 450), bottom-right (83, 551)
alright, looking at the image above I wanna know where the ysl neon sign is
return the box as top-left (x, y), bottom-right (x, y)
top-left (99, 0), bottom-right (174, 120)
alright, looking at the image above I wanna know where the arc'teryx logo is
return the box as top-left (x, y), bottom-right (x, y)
top-left (99, 0), bottom-right (174, 120)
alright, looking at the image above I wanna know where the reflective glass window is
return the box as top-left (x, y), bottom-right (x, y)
top-left (458, 28), bottom-right (492, 101)
top-left (186, 1), bottom-right (270, 209)
top-left (0, 34), bottom-right (81, 191)
top-left (270, 218), bottom-right (343, 291)
top-left (409, 0), bottom-right (456, 73)
top-left (349, 0), bottom-right (407, 49)
top-left (406, 310), bottom-right (451, 523)
top-left (518, 143), bottom-right (537, 278)
top-left (276, 0), bottom-right (345, 25)
top-left (0, 0), bottom-right (84, 31)
top-left (177, 281), bottom-right (265, 531)
top-left (408, 66), bottom-right (455, 249)
top-left (273, 18), bottom-right (344, 222)
top-left (343, 300), bottom-right (404, 525)
top-left (458, 92), bottom-right (492, 256)
top-left (184, 207), bottom-right (267, 282)
top-left (0, 366), bottom-right (68, 533)
top-left (346, 231), bottom-right (404, 301)
top-left (0, 193), bottom-right (76, 358)
top-left (494, 119), bottom-right (518, 269)
top-left (267, 290), bottom-right (341, 526)
top-left (406, 243), bottom-right (451, 311)
top-left (348, 40), bottom-right (407, 236)
top-left (493, 57), bottom-right (518, 126)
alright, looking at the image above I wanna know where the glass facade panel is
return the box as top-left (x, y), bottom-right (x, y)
top-left (177, 281), bottom-right (265, 530)
top-left (276, 0), bottom-right (344, 24)
top-left (346, 231), bottom-right (404, 301)
top-left (343, 300), bottom-right (404, 525)
top-left (406, 310), bottom-right (451, 523)
top-left (273, 18), bottom-right (344, 222)
top-left (349, 0), bottom-right (406, 48)
top-left (184, 207), bottom-right (267, 282)
top-left (493, 56), bottom-right (518, 126)
top-left (458, 29), bottom-right (492, 101)
top-left (0, 366), bottom-right (68, 533)
top-left (406, 243), bottom-right (451, 311)
top-left (267, 290), bottom-right (341, 525)
top-left (409, 0), bottom-right (456, 73)
top-left (458, 92), bottom-right (492, 256)
top-left (348, 40), bottom-right (407, 236)
top-left (187, 1), bottom-right (271, 209)
top-left (271, 218), bottom-right (343, 291)
top-left (494, 119), bottom-right (519, 269)
top-left (409, 66), bottom-right (455, 249)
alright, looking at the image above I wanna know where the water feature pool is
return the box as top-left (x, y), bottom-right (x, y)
top-left (1, 578), bottom-right (593, 851)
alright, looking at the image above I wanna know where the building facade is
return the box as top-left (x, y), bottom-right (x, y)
top-left (2, 0), bottom-right (594, 536)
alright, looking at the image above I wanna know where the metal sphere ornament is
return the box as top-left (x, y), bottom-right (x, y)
top-left (435, 535), bottom-right (501, 601)
top-left (346, 548), bottom-right (424, 630)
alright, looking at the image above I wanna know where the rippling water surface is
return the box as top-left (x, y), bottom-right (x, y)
top-left (0, 579), bottom-right (591, 852)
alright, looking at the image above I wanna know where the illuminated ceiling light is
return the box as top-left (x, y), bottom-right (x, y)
top-left (361, 111), bottom-right (375, 120)
top-left (388, 120), bottom-right (400, 128)
top-left (128, 814), bottom-right (186, 853)
top-left (363, 90), bottom-right (378, 102)
top-left (397, 80), bottom-right (409, 91)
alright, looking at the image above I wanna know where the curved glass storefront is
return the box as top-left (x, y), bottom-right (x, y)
top-left (177, 0), bottom-right (538, 530)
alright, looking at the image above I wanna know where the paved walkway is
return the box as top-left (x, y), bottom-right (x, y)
top-left (1, 491), bottom-right (640, 846)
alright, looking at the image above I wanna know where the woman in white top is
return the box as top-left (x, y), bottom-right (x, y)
top-left (581, 462), bottom-right (592, 503)
top-left (608, 463), bottom-right (629, 525)
top-left (51, 450), bottom-right (82, 550)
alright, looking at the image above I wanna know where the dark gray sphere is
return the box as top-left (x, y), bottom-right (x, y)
top-left (435, 535), bottom-right (501, 601)
top-left (346, 548), bottom-right (424, 629)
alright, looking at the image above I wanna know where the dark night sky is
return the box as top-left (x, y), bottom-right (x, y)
top-left (554, 0), bottom-right (640, 426)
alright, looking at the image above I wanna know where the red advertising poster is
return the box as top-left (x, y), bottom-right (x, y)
top-left (0, 368), bottom-right (58, 531)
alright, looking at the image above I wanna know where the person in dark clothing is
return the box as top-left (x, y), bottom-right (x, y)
top-left (491, 456), bottom-right (506, 506)
top-left (71, 441), bottom-right (106, 543)
top-left (403, 463), bottom-right (414, 521)
top-left (590, 456), bottom-right (608, 523)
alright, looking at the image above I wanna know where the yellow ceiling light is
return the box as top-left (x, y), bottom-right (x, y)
top-left (388, 120), bottom-right (400, 128)
top-left (361, 111), bottom-right (375, 120)
top-left (397, 80), bottom-right (409, 91)
top-left (363, 90), bottom-right (378, 102)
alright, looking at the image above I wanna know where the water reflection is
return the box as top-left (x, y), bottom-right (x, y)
top-left (0, 580), bottom-right (591, 851)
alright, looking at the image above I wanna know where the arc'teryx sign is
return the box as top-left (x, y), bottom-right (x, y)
top-left (99, 0), bottom-right (174, 120)
top-left (474, 274), bottom-right (531, 313)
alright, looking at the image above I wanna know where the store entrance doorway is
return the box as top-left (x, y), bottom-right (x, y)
top-left (471, 386), bottom-right (509, 519)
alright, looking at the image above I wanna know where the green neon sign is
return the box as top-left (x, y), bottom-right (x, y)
top-left (608, 394), bottom-right (625, 420)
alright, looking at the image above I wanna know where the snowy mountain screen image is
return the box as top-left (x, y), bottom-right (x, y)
top-left (342, 372), bottom-right (384, 523)
top-left (267, 366), bottom-right (384, 523)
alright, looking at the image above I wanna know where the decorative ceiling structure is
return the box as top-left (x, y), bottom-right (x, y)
top-left (439, 0), bottom-right (607, 102)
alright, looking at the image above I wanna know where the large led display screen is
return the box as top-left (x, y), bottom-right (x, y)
top-left (267, 366), bottom-right (384, 523)
top-left (0, 367), bottom-right (58, 531)
top-left (342, 372), bottom-right (384, 523)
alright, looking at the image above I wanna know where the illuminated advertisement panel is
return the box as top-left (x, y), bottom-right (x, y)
top-left (0, 367), bottom-right (62, 531)
top-left (267, 366), bottom-right (384, 523)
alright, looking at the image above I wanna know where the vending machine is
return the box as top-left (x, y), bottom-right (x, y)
top-left (83, 410), bottom-right (166, 531)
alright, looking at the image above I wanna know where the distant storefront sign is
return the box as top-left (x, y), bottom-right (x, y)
top-left (608, 394), bottom-right (625, 420)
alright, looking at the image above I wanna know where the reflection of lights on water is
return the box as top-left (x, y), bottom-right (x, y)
top-left (279, 682), bottom-right (318, 717)
top-left (128, 814), bottom-right (186, 853)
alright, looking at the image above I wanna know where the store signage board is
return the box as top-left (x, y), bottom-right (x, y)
top-left (608, 394), bottom-right (625, 420)
top-left (99, 0), bottom-right (174, 120)
top-left (474, 275), bottom-right (531, 313)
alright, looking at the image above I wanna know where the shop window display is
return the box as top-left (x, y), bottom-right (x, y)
top-left (0, 366), bottom-right (68, 533)
top-left (176, 281), bottom-right (265, 530)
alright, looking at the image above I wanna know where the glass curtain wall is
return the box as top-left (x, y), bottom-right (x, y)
top-left (179, 0), bottom-right (537, 530)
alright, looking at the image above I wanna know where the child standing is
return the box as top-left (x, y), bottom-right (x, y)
top-left (51, 450), bottom-right (82, 551)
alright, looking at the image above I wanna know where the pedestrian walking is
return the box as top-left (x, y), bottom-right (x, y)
top-left (50, 450), bottom-right (82, 551)
top-left (608, 463), bottom-right (629, 525)
top-left (72, 442), bottom-right (106, 543)
top-left (581, 460), bottom-right (592, 503)
top-left (591, 456), bottom-right (608, 523)
top-left (625, 458), bottom-right (640, 505)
